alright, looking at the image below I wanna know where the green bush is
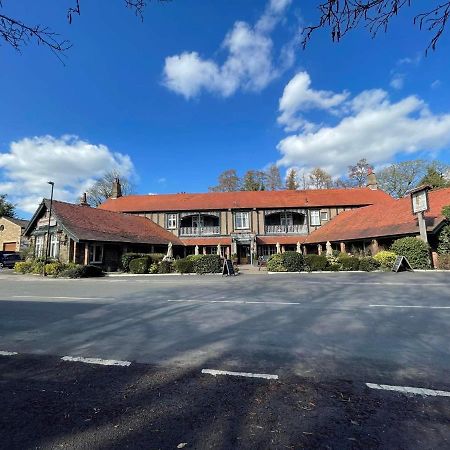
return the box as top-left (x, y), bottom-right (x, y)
top-left (158, 260), bottom-right (174, 274)
top-left (149, 253), bottom-right (165, 263)
top-left (267, 254), bottom-right (287, 272)
top-left (193, 254), bottom-right (222, 274)
top-left (149, 263), bottom-right (159, 274)
top-left (442, 205), bottom-right (450, 220)
top-left (437, 254), bottom-right (450, 270)
top-left (437, 225), bottom-right (450, 255)
top-left (31, 260), bottom-right (45, 274)
top-left (45, 261), bottom-right (65, 276)
top-left (59, 264), bottom-right (104, 278)
top-left (391, 237), bottom-right (431, 269)
top-left (121, 253), bottom-right (147, 272)
top-left (129, 257), bottom-right (151, 274)
top-left (281, 251), bottom-right (304, 272)
top-left (174, 258), bottom-right (194, 274)
top-left (325, 263), bottom-right (340, 271)
top-left (373, 250), bottom-right (397, 268)
top-left (304, 254), bottom-right (328, 271)
top-left (14, 261), bottom-right (33, 274)
top-left (186, 254), bottom-right (203, 262)
top-left (338, 255), bottom-right (360, 271)
top-left (358, 256), bottom-right (380, 272)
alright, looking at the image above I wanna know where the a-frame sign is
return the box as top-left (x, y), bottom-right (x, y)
top-left (222, 259), bottom-right (236, 276)
top-left (392, 256), bottom-right (414, 273)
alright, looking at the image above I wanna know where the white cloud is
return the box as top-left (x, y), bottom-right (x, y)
top-left (278, 71), bottom-right (349, 131)
top-left (276, 77), bottom-right (450, 176)
top-left (162, 0), bottom-right (294, 99)
top-left (390, 72), bottom-right (405, 90)
top-left (0, 135), bottom-right (134, 214)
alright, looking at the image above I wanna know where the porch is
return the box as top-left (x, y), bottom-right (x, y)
top-left (179, 212), bottom-right (220, 236)
top-left (264, 210), bottom-right (308, 235)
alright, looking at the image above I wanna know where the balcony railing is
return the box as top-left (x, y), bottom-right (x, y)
top-left (265, 224), bottom-right (308, 235)
top-left (180, 226), bottom-right (220, 236)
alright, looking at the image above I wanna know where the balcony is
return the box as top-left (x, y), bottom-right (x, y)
top-left (264, 224), bottom-right (308, 235)
top-left (180, 226), bottom-right (220, 236)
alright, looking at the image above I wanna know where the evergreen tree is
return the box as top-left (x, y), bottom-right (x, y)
top-left (0, 194), bottom-right (15, 218)
top-left (285, 169), bottom-right (299, 190)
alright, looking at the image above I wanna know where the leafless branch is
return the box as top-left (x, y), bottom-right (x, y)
top-left (302, 1), bottom-right (450, 53)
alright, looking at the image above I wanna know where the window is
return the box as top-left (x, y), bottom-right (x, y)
top-left (49, 234), bottom-right (59, 258)
top-left (167, 213), bottom-right (178, 229)
top-left (310, 210), bottom-right (321, 226)
top-left (281, 212), bottom-right (293, 227)
top-left (35, 235), bottom-right (44, 257)
top-left (234, 211), bottom-right (249, 229)
top-left (320, 211), bottom-right (329, 221)
top-left (89, 244), bottom-right (103, 264)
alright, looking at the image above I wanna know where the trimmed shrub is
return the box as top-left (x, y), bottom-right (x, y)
top-left (129, 257), bottom-right (150, 274)
top-left (45, 261), bottom-right (65, 276)
top-left (358, 256), bottom-right (380, 272)
top-left (149, 263), bottom-right (159, 274)
top-left (267, 254), bottom-right (287, 272)
top-left (31, 260), bottom-right (45, 274)
top-left (281, 251), bottom-right (304, 272)
top-left (59, 264), bottom-right (104, 278)
top-left (193, 254), bottom-right (222, 274)
top-left (325, 263), bottom-right (340, 272)
top-left (121, 253), bottom-right (147, 272)
top-left (174, 258), bottom-right (194, 274)
top-left (437, 254), bottom-right (450, 270)
top-left (373, 250), bottom-right (397, 268)
top-left (14, 261), bottom-right (33, 274)
top-left (338, 255), bottom-right (360, 271)
top-left (186, 254), bottom-right (203, 262)
top-left (149, 253), bottom-right (165, 263)
top-left (158, 260), bottom-right (174, 274)
top-left (437, 224), bottom-right (450, 255)
top-left (391, 237), bottom-right (431, 269)
top-left (304, 254), bottom-right (328, 271)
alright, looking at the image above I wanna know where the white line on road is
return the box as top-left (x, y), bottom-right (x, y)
top-left (61, 356), bottom-right (131, 366)
top-left (202, 369), bottom-right (278, 380)
top-left (366, 383), bottom-right (450, 397)
top-left (369, 304), bottom-right (450, 309)
top-left (168, 299), bottom-right (300, 305)
top-left (0, 351), bottom-right (18, 356)
top-left (13, 295), bottom-right (112, 300)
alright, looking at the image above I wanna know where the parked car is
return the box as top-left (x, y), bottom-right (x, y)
top-left (0, 252), bottom-right (22, 269)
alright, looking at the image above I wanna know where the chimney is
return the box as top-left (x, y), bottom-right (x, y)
top-left (111, 178), bottom-right (122, 199)
top-left (79, 193), bottom-right (90, 206)
top-left (366, 168), bottom-right (378, 190)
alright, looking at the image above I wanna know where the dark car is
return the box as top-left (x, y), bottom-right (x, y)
top-left (0, 252), bottom-right (22, 269)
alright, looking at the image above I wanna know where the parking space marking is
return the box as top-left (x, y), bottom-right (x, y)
top-left (202, 369), bottom-right (278, 380)
top-left (366, 383), bottom-right (450, 397)
top-left (0, 351), bottom-right (18, 356)
top-left (168, 299), bottom-right (300, 305)
top-left (369, 304), bottom-right (450, 309)
top-left (61, 356), bottom-right (131, 366)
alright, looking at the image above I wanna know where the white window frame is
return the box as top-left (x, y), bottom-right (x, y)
top-left (320, 211), bottom-right (329, 221)
top-left (49, 234), bottom-right (59, 259)
top-left (234, 211), bottom-right (250, 230)
top-left (310, 210), bottom-right (321, 226)
top-left (167, 213), bottom-right (178, 229)
top-left (35, 235), bottom-right (44, 258)
top-left (89, 244), bottom-right (104, 264)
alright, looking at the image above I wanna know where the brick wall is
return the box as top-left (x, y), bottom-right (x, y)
top-left (0, 218), bottom-right (21, 252)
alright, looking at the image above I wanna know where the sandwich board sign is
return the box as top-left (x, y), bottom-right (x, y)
top-left (222, 259), bottom-right (236, 276)
top-left (392, 256), bottom-right (413, 273)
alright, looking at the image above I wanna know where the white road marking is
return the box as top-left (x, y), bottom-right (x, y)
top-left (0, 351), bottom-right (18, 356)
top-left (61, 356), bottom-right (131, 366)
top-left (168, 299), bottom-right (300, 305)
top-left (202, 369), bottom-right (278, 380)
top-left (366, 383), bottom-right (450, 397)
top-left (13, 295), bottom-right (112, 300)
top-left (369, 304), bottom-right (450, 309)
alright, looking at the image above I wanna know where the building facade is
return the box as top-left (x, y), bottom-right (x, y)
top-left (0, 216), bottom-right (29, 252)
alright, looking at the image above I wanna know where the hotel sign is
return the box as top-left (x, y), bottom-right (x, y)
top-left (410, 186), bottom-right (430, 214)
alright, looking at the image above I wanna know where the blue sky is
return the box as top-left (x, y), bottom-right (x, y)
top-left (1, 0), bottom-right (449, 216)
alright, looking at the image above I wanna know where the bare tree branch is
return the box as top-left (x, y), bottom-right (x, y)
top-left (302, 1), bottom-right (450, 53)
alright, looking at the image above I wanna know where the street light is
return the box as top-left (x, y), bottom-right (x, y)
top-left (43, 181), bottom-right (54, 276)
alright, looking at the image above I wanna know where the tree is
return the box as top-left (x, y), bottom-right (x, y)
top-left (419, 164), bottom-right (450, 189)
top-left (0, 0), bottom-right (165, 60)
top-left (86, 170), bottom-right (134, 206)
top-left (308, 167), bottom-right (333, 189)
top-left (285, 168), bottom-right (299, 190)
top-left (265, 164), bottom-right (282, 190)
top-left (348, 158), bottom-right (372, 187)
top-left (241, 170), bottom-right (266, 191)
top-left (377, 160), bottom-right (428, 198)
top-left (0, 194), bottom-right (15, 217)
top-left (209, 169), bottom-right (241, 192)
top-left (303, 1), bottom-right (450, 53)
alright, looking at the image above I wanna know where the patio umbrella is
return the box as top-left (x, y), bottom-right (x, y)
top-left (166, 241), bottom-right (173, 259)
top-left (326, 241), bottom-right (333, 256)
top-left (217, 243), bottom-right (222, 256)
top-left (276, 242), bottom-right (281, 254)
top-left (195, 245), bottom-right (199, 255)
top-left (296, 242), bottom-right (301, 253)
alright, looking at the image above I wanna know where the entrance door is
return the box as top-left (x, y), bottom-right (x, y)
top-left (238, 245), bottom-right (250, 264)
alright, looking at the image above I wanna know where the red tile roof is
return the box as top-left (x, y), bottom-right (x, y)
top-left (99, 188), bottom-right (392, 213)
top-left (38, 200), bottom-right (183, 245)
top-left (305, 188), bottom-right (450, 244)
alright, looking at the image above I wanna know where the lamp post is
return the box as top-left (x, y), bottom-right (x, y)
top-left (43, 181), bottom-right (54, 276)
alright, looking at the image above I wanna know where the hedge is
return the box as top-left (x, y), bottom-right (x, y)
top-left (338, 255), bottom-right (360, 271)
top-left (121, 253), bottom-right (147, 272)
top-left (437, 224), bottom-right (450, 255)
top-left (281, 251), bottom-right (304, 272)
top-left (158, 260), bottom-right (174, 274)
top-left (373, 250), bottom-right (397, 268)
top-left (267, 254), bottom-right (287, 272)
top-left (437, 254), bottom-right (450, 270)
top-left (304, 254), bottom-right (328, 271)
top-left (14, 261), bottom-right (33, 274)
top-left (129, 257), bottom-right (151, 274)
top-left (358, 256), bottom-right (380, 272)
top-left (391, 237), bottom-right (431, 269)
top-left (59, 265), bottom-right (104, 278)
top-left (174, 258), bottom-right (194, 274)
top-left (193, 254), bottom-right (222, 274)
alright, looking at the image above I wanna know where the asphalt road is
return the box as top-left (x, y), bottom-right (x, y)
top-left (0, 271), bottom-right (449, 448)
